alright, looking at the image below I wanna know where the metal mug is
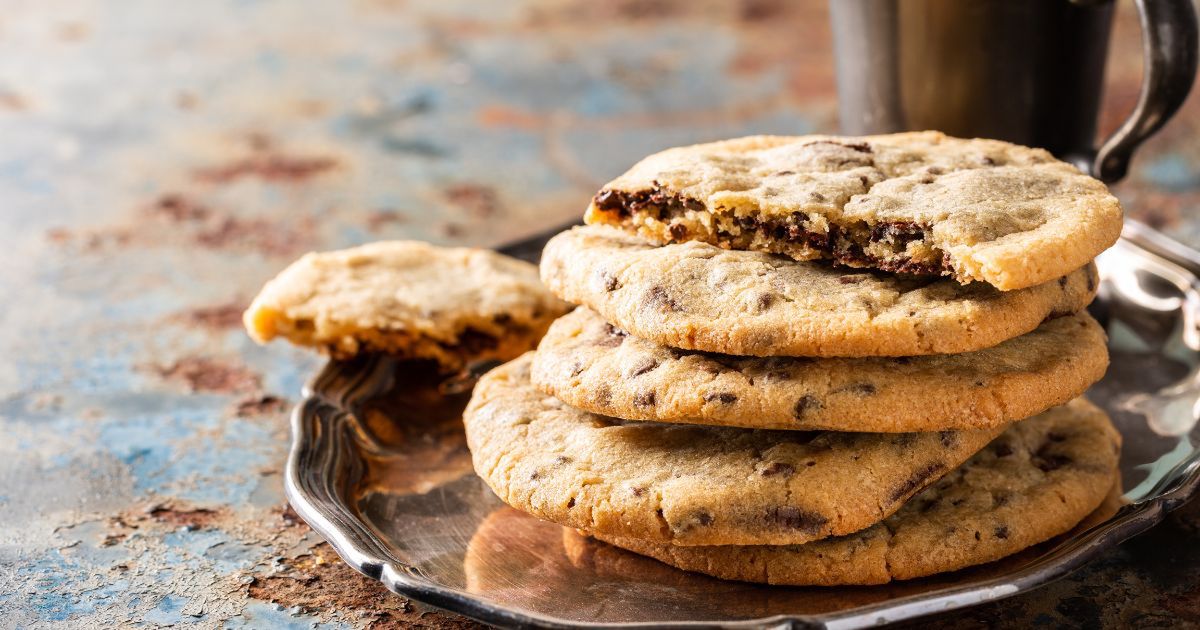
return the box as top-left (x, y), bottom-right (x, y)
top-left (830, 0), bottom-right (1199, 182)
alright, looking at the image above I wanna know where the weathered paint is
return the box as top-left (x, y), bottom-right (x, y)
top-left (0, 0), bottom-right (1197, 627)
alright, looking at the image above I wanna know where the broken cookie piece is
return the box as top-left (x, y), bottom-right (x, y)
top-left (585, 132), bottom-right (1122, 291)
top-left (243, 241), bottom-right (571, 370)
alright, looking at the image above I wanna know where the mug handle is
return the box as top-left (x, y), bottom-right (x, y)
top-left (1093, 0), bottom-right (1199, 182)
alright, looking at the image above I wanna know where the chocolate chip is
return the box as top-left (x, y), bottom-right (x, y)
top-left (887, 462), bottom-right (946, 504)
top-left (646, 286), bottom-right (681, 312)
top-left (773, 170), bottom-right (796, 176)
top-left (760, 462), bottom-right (795, 477)
top-left (629, 358), bottom-right (659, 377)
top-left (634, 391), bottom-right (656, 407)
top-left (838, 275), bottom-right (864, 284)
top-left (567, 497), bottom-right (576, 508)
top-left (1048, 431), bottom-right (1068, 442)
top-left (493, 312), bottom-right (513, 325)
top-left (766, 506), bottom-right (828, 534)
top-left (601, 271), bottom-right (621, 292)
top-left (939, 431), bottom-right (957, 447)
top-left (593, 189), bottom-right (619, 209)
top-left (926, 166), bottom-right (944, 176)
top-left (695, 511), bottom-right (714, 526)
top-left (801, 139), bottom-right (872, 154)
top-left (669, 222), bottom-right (687, 240)
top-left (1034, 452), bottom-right (1073, 472)
top-left (529, 471), bottom-right (540, 480)
top-left (455, 328), bottom-right (499, 353)
top-left (994, 492), bottom-right (1011, 507)
top-left (631, 486), bottom-right (645, 497)
top-left (793, 395), bottom-right (821, 419)
top-left (756, 293), bottom-right (775, 311)
top-left (807, 191), bottom-right (826, 203)
top-left (1087, 267), bottom-right (1098, 293)
top-left (554, 455), bottom-right (572, 465)
top-left (974, 380), bottom-right (986, 387)
top-left (994, 526), bottom-right (1009, 539)
top-left (1058, 276), bottom-right (1068, 288)
top-left (974, 530), bottom-right (981, 541)
top-left (844, 382), bottom-right (876, 396)
top-left (704, 392), bottom-right (738, 404)
top-left (594, 386), bottom-right (612, 405)
top-left (597, 323), bottom-right (627, 347)
top-left (992, 442), bottom-right (1014, 458)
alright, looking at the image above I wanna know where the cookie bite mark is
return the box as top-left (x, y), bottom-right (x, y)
top-left (583, 133), bottom-right (1122, 290)
top-left (592, 181), bottom-right (706, 224)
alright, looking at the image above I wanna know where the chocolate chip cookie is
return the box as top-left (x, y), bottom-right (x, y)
top-left (585, 132), bottom-right (1122, 291)
top-left (532, 307), bottom-right (1108, 432)
top-left (540, 226), bottom-right (1098, 357)
top-left (244, 241), bottom-right (570, 369)
top-left (464, 353), bottom-right (1004, 547)
top-left (592, 398), bottom-right (1120, 585)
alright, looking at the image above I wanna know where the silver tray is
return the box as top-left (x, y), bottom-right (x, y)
top-left (285, 219), bottom-right (1200, 628)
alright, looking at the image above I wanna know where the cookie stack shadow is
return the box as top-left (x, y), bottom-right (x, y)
top-left (464, 133), bottom-right (1125, 586)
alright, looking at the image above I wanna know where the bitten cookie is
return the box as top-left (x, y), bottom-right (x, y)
top-left (585, 132), bottom-right (1122, 291)
top-left (244, 241), bottom-right (570, 369)
top-left (540, 226), bottom-right (1098, 357)
top-left (591, 398), bottom-right (1120, 586)
top-left (464, 354), bottom-right (1004, 547)
top-left (532, 307), bottom-right (1108, 432)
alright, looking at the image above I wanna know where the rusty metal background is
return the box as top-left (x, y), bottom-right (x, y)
top-left (3, 1), bottom-right (1200, 627)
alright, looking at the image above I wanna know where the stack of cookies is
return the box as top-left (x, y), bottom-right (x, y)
top-left (464, 132), bottom-right (1126, 585)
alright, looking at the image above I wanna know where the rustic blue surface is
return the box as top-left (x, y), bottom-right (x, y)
top-left (1, 1), bottom-right (1198, 628)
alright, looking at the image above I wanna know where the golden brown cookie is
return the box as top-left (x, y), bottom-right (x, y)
top-left (540, 226), bottom-right (1098, 357)
top-left (532, 307), bottom-right (1108, 432)
top-left (585, 132), bottom-right (1122, 291)
top-left (593, 399), bottom-right (1120, 585)
top-left (464, 354), bottom-right (1004, 547)
top-left (244, 241), bottom-right (570, 369)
